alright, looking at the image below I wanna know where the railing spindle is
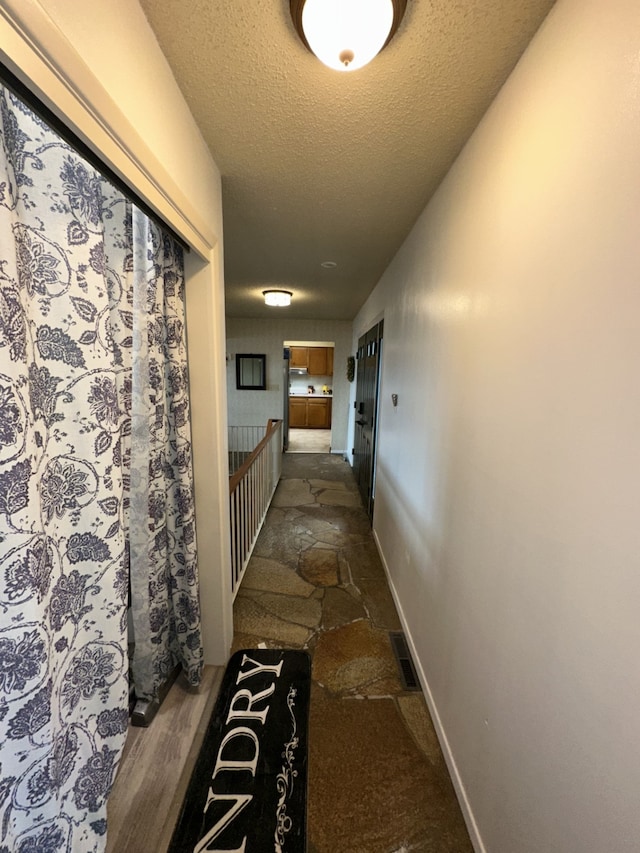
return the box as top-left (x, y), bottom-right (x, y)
top-left (228, 419), bottom-right (283, 597)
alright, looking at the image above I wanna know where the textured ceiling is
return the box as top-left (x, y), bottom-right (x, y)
top-left (138, 0), bottom-right (555, 320)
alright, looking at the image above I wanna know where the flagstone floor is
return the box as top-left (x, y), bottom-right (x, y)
top-left (232, 453), bottom-right (473, 853)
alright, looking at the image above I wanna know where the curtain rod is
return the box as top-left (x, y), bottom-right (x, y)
top-left (0, 60), bottom-right (189, 252)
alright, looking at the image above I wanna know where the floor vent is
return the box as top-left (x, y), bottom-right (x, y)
top-left (389, 631), bottom-right (420, 691)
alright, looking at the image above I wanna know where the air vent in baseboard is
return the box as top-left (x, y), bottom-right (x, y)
top-left (389, 631), bottom-right (420, 691)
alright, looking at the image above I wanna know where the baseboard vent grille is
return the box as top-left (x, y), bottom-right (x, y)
top-left (389, 631), bottom-right (420, 691)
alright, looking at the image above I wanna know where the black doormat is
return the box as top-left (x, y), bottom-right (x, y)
top-left (168, 649), bottom-right (311, 853)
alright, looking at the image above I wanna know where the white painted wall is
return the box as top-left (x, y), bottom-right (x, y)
top-left (226, 318), bottom-right (353, 454)
top-left (354, 0), bottom-right (640, 850)
top-left (0, 0), bottom-right (233, 663)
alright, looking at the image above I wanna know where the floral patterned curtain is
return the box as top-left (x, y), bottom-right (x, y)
top-left (128, 210), bottom-right (202, 700)
top-left (0, 83), bottom-right (202, 851)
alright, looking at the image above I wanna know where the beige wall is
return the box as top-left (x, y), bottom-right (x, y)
top-left (226, 317), bottom-right (353, 454)
top-left (354, 0), bottom-right (640, 850)
top-left (0, 0), bottom-right (233, 663)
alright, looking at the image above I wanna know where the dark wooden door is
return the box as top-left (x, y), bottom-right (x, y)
top-left (353, 320), bottom-right (383, 519)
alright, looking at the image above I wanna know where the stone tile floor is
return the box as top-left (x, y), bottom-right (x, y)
top-left (232, 453), bottom-right (474, 853)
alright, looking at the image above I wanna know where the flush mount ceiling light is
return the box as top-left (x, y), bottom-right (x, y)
top-left (263, 289), bottom-right (293, 307)
top-left (290, 0), bottom-right (407, 72)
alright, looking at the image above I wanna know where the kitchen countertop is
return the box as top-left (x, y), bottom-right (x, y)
top-left (289, 393), bottom-right (332, 398)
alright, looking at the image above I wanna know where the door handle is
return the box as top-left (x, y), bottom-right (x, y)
top-left (356, 418), bottom-right (367, 426)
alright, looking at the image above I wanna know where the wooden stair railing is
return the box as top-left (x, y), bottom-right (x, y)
top-left (228, 419), bottom-right (283, 596)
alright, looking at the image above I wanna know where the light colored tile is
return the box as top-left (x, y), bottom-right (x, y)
top-left (288, 428), bottom-right (331, 453)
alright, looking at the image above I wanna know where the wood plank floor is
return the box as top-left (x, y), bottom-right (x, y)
top-left (107, 665), bottom-right (223, 852)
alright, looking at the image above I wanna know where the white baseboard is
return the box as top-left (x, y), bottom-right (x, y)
top-left (371, 529), bottom-right (486, 853)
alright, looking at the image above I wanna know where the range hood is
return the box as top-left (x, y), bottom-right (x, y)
top-left (289, 367), bottom-right (308, 375)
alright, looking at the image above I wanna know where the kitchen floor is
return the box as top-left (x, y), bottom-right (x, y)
top-left (232, 452), bottom-right (474, 853)
top-left (288, 427), bottom-right (331, 453)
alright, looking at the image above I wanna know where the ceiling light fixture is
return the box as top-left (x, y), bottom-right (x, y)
top-left (263, 289), bottom-right (293, 307)
top-left (290, 0), bottom-right (407, 72)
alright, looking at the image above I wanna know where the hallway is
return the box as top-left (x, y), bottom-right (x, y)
top-left (232, 452), bottom-right (473, 852)
top-left (107, 451), bottom-right (474, 851)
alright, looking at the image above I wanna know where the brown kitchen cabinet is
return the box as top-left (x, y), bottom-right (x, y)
top-left (290, 346), bottom-right (334, 376)
top-left (288, 396), bottom-right (332, 428)
top-left (289, 396), bottom-right (308, 427)
top-left (290, 347), bottom-right (308, 368)
top-left (307, 347), bottom-right (327, 376)
top-left (326, 346), bottom-right (334, 376)
top-left (307, 397), bottom-right (332, 428)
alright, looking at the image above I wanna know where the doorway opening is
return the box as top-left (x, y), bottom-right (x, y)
top-left (284, 339), bottom-right (335, 453)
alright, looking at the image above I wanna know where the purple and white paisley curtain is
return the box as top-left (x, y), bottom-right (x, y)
top-left (0, 83), bottom-right (202, 851)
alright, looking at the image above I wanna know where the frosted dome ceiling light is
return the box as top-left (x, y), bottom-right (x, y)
top-left (290, 0), bottom-right (407, 72)
top-left (263, 289), bottom-right (293, 307)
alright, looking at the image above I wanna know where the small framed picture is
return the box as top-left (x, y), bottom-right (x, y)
top-left (236, 354), bottom-right (266, 390)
